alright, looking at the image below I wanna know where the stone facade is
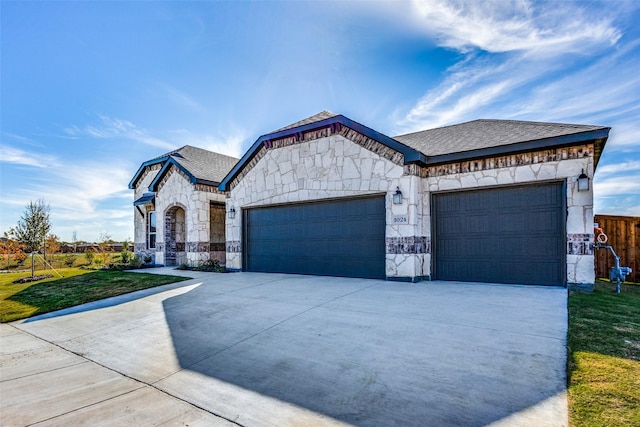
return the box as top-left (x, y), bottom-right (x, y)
top-left (225, 128), bottom-right (596, 285)
top-left (225, 133), bottom-right (417, 276)
top-left (133, 163), bottom-right (227, 266)
top-left (209, 203), bottom-right (226, 263)
top-left (421, 149), bottom-right (595, 286)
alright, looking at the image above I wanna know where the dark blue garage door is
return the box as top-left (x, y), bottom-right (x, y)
top-left (433, 182), bottom-right (566, 286)
top-left (244, 196), bottom-right (385, 279)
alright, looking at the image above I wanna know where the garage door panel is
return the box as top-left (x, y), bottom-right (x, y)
top-left (434, 183), bottom-right (565, 286)
top-left (245, 197), bottom-right (385, 279)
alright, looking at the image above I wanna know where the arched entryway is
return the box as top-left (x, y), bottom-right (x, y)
top-left (165, 205), bottom-right (186, 266)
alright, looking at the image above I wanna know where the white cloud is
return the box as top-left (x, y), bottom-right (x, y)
top-left (604, 121), bottom-right (640, 150)
top-left (159, 83), bottom-right (207, 114)
top-left (63, 115), bottom-right (249, 158)
top-left (593, 162), bottom-right (640, 216)
top-left (594, 178), bottom-right (640, 197)
top-left (595, 197), bottom-right (640, 216)
top-left (397, 1), bottom-right (638, 140)
top-left (168, 127), bottom-right (248, 158)
top-left (1, 121), bottom-right (249, 241)
top-left (411, 0), bottom-right (620, 55)
top-left (402, 66), bottom-right (519, 130)
top-left (0, 145), bottom-right (134, 241)
top-left (513, 41), bottom-right (640, 124)
top-left (0, 145), bottom-right (59, 168)
top-left (396, 53), bottom-right (567, 131)
top-left (596, 161), bottom-right (640, 178)
top-left (65, 115), bottom-right (174, 150)
top-left (397, 0), bottom-right (639, 217)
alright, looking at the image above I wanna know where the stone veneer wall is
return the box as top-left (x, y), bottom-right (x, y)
top-left (133, 163), bottom-right (227, 265)
top-left (133, 164), bottom-right (161, 263)
top-left (225, 133), bottom-right (426, 279)
top-left (164, 205), bottom-right (186, 266)
top-left (226, 126), bottom-right (596, 285)
top-left (419, 144), bottom-right (595, 286)
top-left (210, 203), bottom-right (226, 264)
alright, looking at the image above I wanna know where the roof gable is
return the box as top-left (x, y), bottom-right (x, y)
top-left (129, 145), bottom-right (239, 190)
top-left (271, 110), bottom-right (339, 133)
top-left (218, 112), bottom-right (426, 191)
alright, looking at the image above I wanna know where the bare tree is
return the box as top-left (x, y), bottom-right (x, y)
top-left (14, 200), bottom-right (52, 277)
top-left (72, 230), bottom-right (78, 253)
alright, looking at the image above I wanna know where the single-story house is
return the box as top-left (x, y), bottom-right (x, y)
top-left (132, 111), bottom-right (609, 288)
top-left (129, 145), bottom-right (238, 266)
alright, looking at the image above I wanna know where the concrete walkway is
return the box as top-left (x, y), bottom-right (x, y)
top-left (1, 323), bottom-right (235, 426)
top-left (1, 271), bottom-right (568, 426)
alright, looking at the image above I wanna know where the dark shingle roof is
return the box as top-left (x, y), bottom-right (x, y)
top-left (394, 119), bottom-right (609, 157)
top-left (272, 110), bottom-right (338, 133)
top-left (167, 145), bottom-right (239, 184)
top-left (129, 145), bottom-right (239, 190)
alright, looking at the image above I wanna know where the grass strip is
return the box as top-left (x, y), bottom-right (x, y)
top-left (1, 268), bottom-right (191, 322)
top-left (568, 280), bottom-right (640, 426)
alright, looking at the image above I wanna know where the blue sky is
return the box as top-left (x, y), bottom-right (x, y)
top-left (1, 0), bottom-right (639, 242)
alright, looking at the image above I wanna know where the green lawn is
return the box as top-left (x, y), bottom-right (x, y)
top-left (0, 268), bottom-right (191, 322)
top-left (568, 279), bottom-right (640, 426)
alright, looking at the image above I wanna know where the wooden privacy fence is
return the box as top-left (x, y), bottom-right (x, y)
top-left (594, 215), bottom-right (640, 283)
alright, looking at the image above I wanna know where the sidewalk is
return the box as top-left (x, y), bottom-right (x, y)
top-left (0, 323), bottom-right (235, 426)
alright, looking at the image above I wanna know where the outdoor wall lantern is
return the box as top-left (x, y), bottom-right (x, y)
top-left (577, 170), bottom-right (590, 192)
top-left (393, 187), bottom-right (403, 205)
top-left (228, 207), bottom-right (236, 219)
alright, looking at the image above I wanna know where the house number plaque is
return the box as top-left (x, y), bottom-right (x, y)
top-left (392, 215), bottom-right (408, 224)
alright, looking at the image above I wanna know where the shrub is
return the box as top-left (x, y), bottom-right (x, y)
top-left (120, 250), bottom-right (133, 264)
top-left (63, 254), bottom-right (76, 267)
top-left (194, 259), bottom-right (225, 272)
top-left (14, 252), bottom-right (27, 264)
top-left (84, 249), bottom-right (95, 264)
top-left (130, 255), bottom-right (143, 268)
top-left (13, 274), bottom-right (54, 284)
top-left (143, 255), bottom-right (153, 264)
top-left (105, 263), bottom-right (129, 271)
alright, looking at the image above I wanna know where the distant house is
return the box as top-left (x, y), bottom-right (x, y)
top-left (60, 243), bottom-right (133, 253)
top-left (128, 146), bottom-right (238, 266)
top-left (132, 111), bottom-right (609, 288)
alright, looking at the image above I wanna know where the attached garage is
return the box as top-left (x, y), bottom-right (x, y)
top-left (244, 196), bottom-right (385, 279)
top-left (220, 111), bottom-right (610, 288)
top-left (433, 182), bottom-right (566, 286)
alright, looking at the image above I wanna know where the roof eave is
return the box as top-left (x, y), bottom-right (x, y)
top-left (149, 158), bottom-right (197, 191)
top-left (194, 178), bottom-right (220, 187)
top-left (128, 156), bottom-right (170, 189)
top-left (218, 115), bottom-right (425, 191)
top-left (422, 128), bottom-right (611, 166)
top-left (133, 192), bottom-right (156, 206)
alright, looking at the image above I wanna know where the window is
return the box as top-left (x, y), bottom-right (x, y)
top-left (148, 211), bottom-right (157, 250)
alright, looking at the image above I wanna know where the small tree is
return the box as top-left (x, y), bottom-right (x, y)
top-left (72, 231), bottom-right (78, 253)
top-left (14, 200), bottom-right (52, 277)
top-left (97, 231), bottom-right (114, 265)
top-left (119, 238), bottom-right (133, 265)
top-left (85, 248), bottom-right (95, 265)
top-left (45, 234), bottom-right (61, 263)
top-left (1, 229), bottom-right (25, 270)
top-left (63, 253), bottom-right (76, 267)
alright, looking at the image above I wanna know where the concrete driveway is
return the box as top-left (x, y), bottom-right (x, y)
top-left (1, 271), bottom-right (568, 426)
